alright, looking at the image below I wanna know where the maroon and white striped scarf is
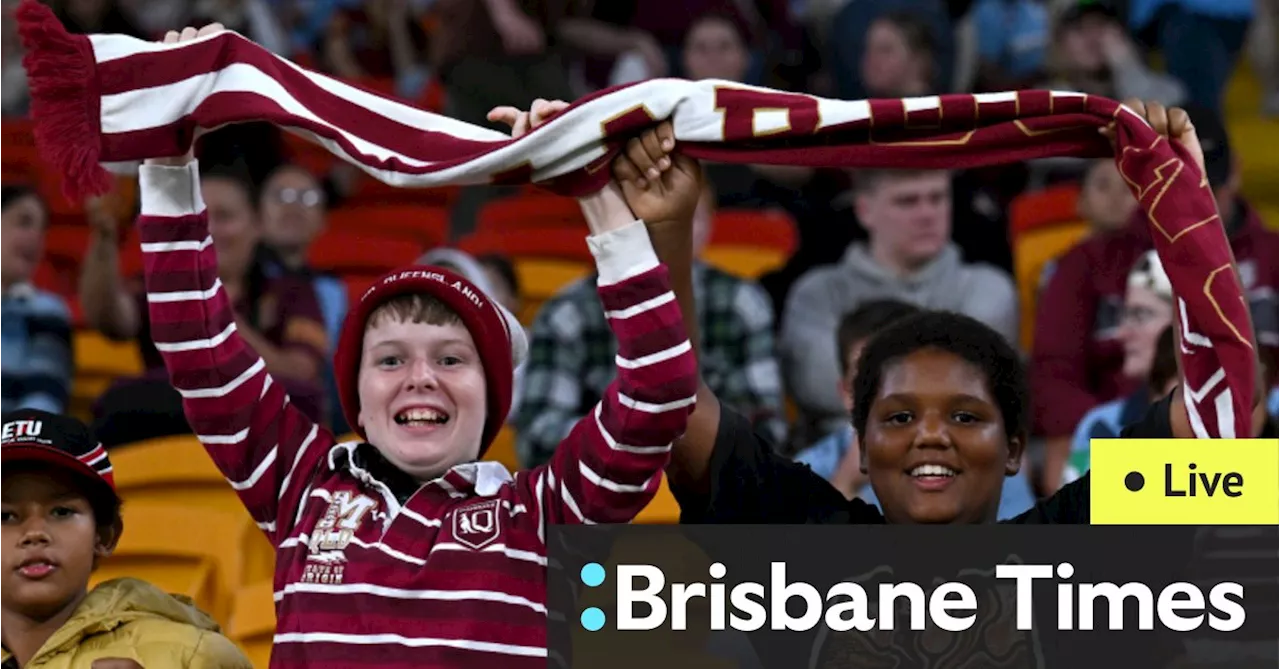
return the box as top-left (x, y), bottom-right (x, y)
top-left (15, 0), bottom-right (1256, 438)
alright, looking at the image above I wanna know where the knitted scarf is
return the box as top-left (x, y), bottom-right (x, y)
top-left (14, 0), bottom-right (1255, 438)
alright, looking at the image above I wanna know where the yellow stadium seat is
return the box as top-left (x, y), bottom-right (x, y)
top-left (69, 331), bottom-right (145, 422)
top-left (91, 504), bottom-right (251, 622)
top-left (227, 579), bottom-right (276, 669)
top-left (74, 330), bottom-right (144, 378)
top-left (109, 435), bottom-right (247, 517)
top-left (512, 257), bottom-right (590, 325)
top-left (484, 425), bottom-right (520, 472)
top-left (700, 245), bottom-right (789, 279)
top-left (632, 474), bottom-right (680, 524)
top-left (1014, 222), bottom-right (1090, 351)
top-left (1259, 204), bottom-right (1278, 232)
top-left (239, 524), bottom-right (277, 587)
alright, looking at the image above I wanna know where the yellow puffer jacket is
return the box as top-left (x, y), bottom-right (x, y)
top-left (1, 578), bottom-right (252, 669)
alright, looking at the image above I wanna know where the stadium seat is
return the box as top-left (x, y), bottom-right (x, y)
top-left (239, 524), bottom-right (277, 588)
top-left (108, 435), bottom-right (246, 518)
top-left (70, 331), bottom-right (144, 423)
top-left (75, 330), bottom-right (144, 380)
top-left (511, 257), bottom-right (591, 325)
top-left (326, 204), bottom-right (450, 247)
top-left (227, 579), bottom-right (276, 669)
top-left (708, 208), bottom-right (798, 254)
top-left (42, 224), bottom-right (90, 267)
top-left (343, 173), bottom-right (459, 208)
top-left (457, 228), bottom-right (594, 262)
top-left (476, 194), bottom-right (584, 233)
top-left (90, 503), bottom-right (251, 622)
top-left (1, 119), bottom-right (38, 182)
top-left (309, 230), bottom-right (423, 275)
top-left (1014, 222), bottom-right (1090, 350)
top-left (339, 274), bottom-right (381, 313)
top-left (700, 246), bottom-right (789, 279)
top-left (281, 131), bottom-right (337, 177)
top-left (485, 425), bottom-right (520, 472)
top-left (1009, 184), bottom-right (1081, 238)
top-left (632, 474), bottom-right (680, 524)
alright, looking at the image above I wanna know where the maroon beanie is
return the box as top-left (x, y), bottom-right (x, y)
top-left (333, 266), bottom-right (517, 455)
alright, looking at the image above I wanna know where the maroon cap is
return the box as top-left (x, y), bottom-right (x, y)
top-left (333, 266), bottom-right (520, 455)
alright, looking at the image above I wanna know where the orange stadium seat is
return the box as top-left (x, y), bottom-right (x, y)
top-left (700, 246), bottom-right (789, 279)
top-left (90, 504), bottom-right (251, 622)
top-left (326, 203), bottom-right (450, 247)
top-left (1014, 222), bottom-right (1090, 350)
top-left (1009, 184), bottom-right (1081, 238)
top-left (227, 579), bottom-right (277, 669)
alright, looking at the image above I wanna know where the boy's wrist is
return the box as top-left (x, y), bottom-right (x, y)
top-left (587, 220), bottom-right (660, 285)
top-left (578, 182), bottom-right (636, 234)
top-left (139, 160), bottom-right (204, 217)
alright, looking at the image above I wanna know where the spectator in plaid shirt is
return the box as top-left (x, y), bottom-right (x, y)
top-left (514, 185), bottom-right (785, 468)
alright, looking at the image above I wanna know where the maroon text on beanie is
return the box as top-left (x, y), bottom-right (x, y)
top-left (333, 266), bottom-right (528, 456)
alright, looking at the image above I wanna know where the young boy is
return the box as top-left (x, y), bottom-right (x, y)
top-left (2, 409), bottom-right (249, 668)
top-left (137, 27), bottom-right (698, 667)
top-left (792, 300), bottom-right (920, 498)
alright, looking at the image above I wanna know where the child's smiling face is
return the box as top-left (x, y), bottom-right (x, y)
top-left (357, 313), bottom-right (489, 482)
top-left (2, 467), bottom-right (116, 622)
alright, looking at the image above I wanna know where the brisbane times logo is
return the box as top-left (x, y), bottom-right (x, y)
top-left (574, 561), bottom-right (1246, 634)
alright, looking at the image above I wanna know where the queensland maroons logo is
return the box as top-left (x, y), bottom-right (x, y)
top-left (452, 499), bottom-right (502, 550)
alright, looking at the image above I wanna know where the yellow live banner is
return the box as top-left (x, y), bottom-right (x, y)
top-left (1090, 439), bottom-right (1280, 525)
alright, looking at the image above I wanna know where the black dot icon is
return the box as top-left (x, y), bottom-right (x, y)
top-left (1125, 471), bottom-right (1145, 492)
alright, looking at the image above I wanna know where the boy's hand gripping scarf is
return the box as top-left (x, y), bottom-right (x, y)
top-left (15, 0), bottom-right (1256, 438)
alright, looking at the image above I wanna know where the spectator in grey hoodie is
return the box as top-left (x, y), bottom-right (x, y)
top-left (780, 168), bottom-right (1018, 443)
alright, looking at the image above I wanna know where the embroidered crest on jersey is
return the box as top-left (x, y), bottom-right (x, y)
top-left (452, 499), bottom-right (501, 550)
top-left (302, 490), bottom-right (376, 584)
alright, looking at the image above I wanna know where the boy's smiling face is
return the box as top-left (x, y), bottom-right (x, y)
top-left (2, 467), bottom-right (116, 622)
top-left (358, 310), bottom-right (489, 482)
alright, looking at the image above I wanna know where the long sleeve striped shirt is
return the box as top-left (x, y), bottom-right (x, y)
top-left (137, 161), bottom-right (697, 668)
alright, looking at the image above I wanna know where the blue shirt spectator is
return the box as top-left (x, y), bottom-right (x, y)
top-left (2, 185), bottom-right (71, 414)
top-left (972, 0), bottom-right (1048, 78)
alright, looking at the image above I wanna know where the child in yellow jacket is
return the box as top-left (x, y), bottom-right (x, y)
top-left (1, 409), bottom-right (250, 668)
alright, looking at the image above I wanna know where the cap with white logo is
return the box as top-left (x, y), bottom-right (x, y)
top-left (2, 409), bottom-right (116, 496)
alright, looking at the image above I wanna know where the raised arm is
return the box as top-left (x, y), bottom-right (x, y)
top-left (139, 157), bottom-right (333, 544)
top-left (526, 184), bottom-right (698, 525)
top-left (78, 197), bottom-right (141, 341)
top-left (133, 20), bottom-right (331, 546)
top-left (1107, 100), bottom-right (1260, 439)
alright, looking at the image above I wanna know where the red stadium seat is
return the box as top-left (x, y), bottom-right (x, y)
top-left (707, 208), bottom-right (798, 255)
top-left (456, 228), bottom-right (593, 263)
top-left (326, 204), bottom-right (450, 248)
top-left (1009, 184), bottom-right (1081, 238)
top-left (309, 231), bottom-right (423, 275)
top-left (476, 194), bottom-right (585, 233)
